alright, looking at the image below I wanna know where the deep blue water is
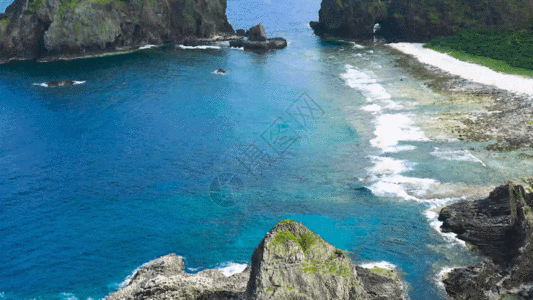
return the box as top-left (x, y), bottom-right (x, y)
top-left (0, 1), bottom-right (508, 299)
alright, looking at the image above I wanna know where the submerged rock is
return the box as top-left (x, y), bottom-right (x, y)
top-left (46, 80), bottom-right (75, 87)
top-left (439, 181), bottom-right (533, 299)
top-left (106, 220), bottom-right (406, 300)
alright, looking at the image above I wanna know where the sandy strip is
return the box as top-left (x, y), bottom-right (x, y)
top-left (387, 43), bottom-right (533, 96)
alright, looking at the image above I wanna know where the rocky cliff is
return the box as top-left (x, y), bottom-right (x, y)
top-left (0, 0), bottom-right (234, 62)
top-left (439, 181), bottom-right (533, 299)
top-left (106, 220), bottom-right (406, 300)
top-left (310, 0), bottom-right (533, 41)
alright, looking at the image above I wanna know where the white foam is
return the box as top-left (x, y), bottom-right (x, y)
top-left (431, 147), bottom-right (485, 166)
top-left (187, 267), bottom-right (201, 272)
top-left (0, 292), bottom-right (4, 298)
top-left (178, 45), bottom-right (222, 50)
top-left (138, 44), bottom-right (157, 50)
top-left (435, 267), bottom-right (455, 287)
top-left (425, 209), bottom-right (466, 247)
top-left (33, 81), bottom-right (85, 87)
top-left (369, 175), bottom-right (438, 201)
top-left (387, 43), bottom-right (533, 96)
top-left (60, 293), bottom-right (79, 300)
top-left (362, 104), bottom-right (382, 112)
top-left (370, 113), bottom-right (429, 152)
top-left (215, 262), bottom-right (248, 277)
top-left (360, 261), bottom-right (397, 270)
top-left (340, 67), bottom-right (392, 101)
top-left (366, 156), bottom-right (439, 201)
top-left (349, 42), bottom-right (365, 49)
top-left (368, 156), bottom-right (414, 177)
top-left (212, 70), bottom-right (227, 75)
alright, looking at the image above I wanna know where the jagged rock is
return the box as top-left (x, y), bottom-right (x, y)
top-left (106, 254), bottom-right (250, 300)
top-left (310, 0), bottom-right (533, 41)
top-left (236, 29), bottom-right (246, 37)
top-left (243, 220), bottom-right (405, 300)
top-left (247, 23), bottom-right (267, 42)
top-left (439, 182), bottom-right (533, 299)
top-left (106, 220), bottom-right (405, 300)
top-left (229, 37), bottom-right (287, 52)
top-left (0, 0), bottom-right (235, 62)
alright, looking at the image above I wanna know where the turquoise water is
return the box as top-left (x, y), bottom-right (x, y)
top-left (0, 0), bottom-right (513, 299)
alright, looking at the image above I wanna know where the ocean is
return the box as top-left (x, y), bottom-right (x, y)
top-left (0, 0), bottom-right (520, 299)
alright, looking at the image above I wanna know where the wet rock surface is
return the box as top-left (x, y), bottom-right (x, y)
top-left (229, 24), bottom-right (287, 52)
top-left (391, 48), bottom-right (533, 152)
top-left (106, 220), bottom-right (406, 300)
top-left (439, 182), bottom-right (533, 300)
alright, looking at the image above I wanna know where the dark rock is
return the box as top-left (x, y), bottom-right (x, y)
top-left (216, 69), bottom-right (226, 74)
top-left (311, 0), bottom-right (533, 42)
top-left (107, 220), bottom-right (406, 300)
top-left (247, 23), bottom-right (267, 42)
top-left (229, 39), bottom-right (244, 48)
top-left (229, 37), bottom-right (287, 52)
top-left (236, 29), bottom-right (246, 36)
top-left (439, 182), bottom-right (533, 299)
top-left (182, 36), bottom-right (198, 47)
top-left (46, 80), bottom-right (75, 87)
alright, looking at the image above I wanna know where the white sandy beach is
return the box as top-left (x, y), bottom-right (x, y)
top-left (387, 43), bottom-right (533, 96)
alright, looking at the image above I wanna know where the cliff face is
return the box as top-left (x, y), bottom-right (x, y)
top-left (106, 220), bottom-right (406, 300)
top-left (439, 181), bottom-right (533, 299)
top-left (311, 0), bottom-right (533, 41)
top-left (0, 0), bottom-right (234, 62)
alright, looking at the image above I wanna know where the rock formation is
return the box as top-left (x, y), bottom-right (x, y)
top-left (310, 0), bottom-right (533, 41)
top-left (0, 0), bottom-right (235, 62)
top-left (439, 181), bottom-right (533, 299)
top-left (106, 220), bottom-right (406, 300)
top-left (229, 23), bottom-right (287, 52)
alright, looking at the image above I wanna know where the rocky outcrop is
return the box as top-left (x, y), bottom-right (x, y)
top-left (106, 254), bottom-right (250, 300)
top-left (0, 0), bottom-right (235, 62)
top-left (246, 23), bottom-right (267, 42)
top-left (439, 181), bottom-right (533, 299)
top-left (106, 220), bottom-right (406, 300)
top-left (310, 0), bottom-right (533, 41)
top-left (229, 23), bottom-right (287, 52)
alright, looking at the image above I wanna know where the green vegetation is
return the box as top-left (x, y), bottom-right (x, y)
top-left (271, 230), bottom-right (319, 254)
top-left (425, 29), bottom-right (533, 76)
top-left (0, 17), bottom-right (9, 24)
top-left (368, 267), bottom-right (395, 278)
top-left (528, 120), bottom-right (533, 125)
top-left (302, 259), bottom-right (351, 277)
top-left (29, 0), bottom-right (43, 12)
top-left (278, 219), bottom-right (296, 225)
top-left (58, 0), bottom-right (81, 17)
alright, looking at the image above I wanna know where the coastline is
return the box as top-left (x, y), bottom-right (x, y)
top-left (386, 42), bottom-right (533, 152)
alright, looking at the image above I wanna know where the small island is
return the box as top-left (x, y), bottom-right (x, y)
top-left (106, 220), bottom-right (406, 300)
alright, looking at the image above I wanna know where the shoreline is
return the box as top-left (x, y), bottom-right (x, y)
top-left (1, 35), bottom-right (244, 64)
top-left (385, 42), bottom-right (533, 152)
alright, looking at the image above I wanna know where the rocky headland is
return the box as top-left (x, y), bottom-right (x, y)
top-left (106, 220), bottom-right (406, 300)
top-left (438, 180), bottom-right (533, 299)
top-left (310, 0), bottom-right (533, 41)
top-left (0, 0), bottom-right (237, 62)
